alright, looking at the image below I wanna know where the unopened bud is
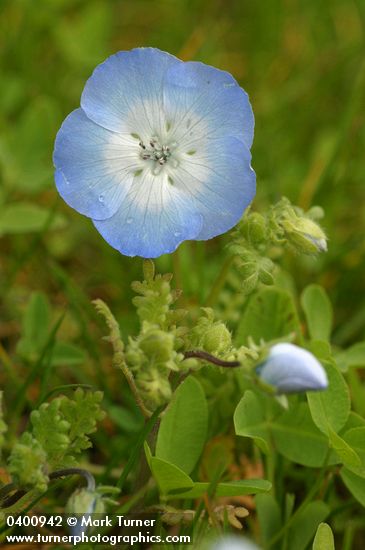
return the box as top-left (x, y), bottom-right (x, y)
top-left (242, 212), bottom-right (266, 244)
top-left (282, 217), bottom-right (327, 255)
top-left (139, 330), bottom-right (174, 362)
top-left (66, 488), bottom-right (104, 536)
top-left (201, 323), bottom-right (231, 354)
top-left (256, 343), bottom-right (328, 394)
top-left (138, 370), bottom-right (172, 406)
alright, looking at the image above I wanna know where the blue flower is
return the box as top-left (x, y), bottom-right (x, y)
top-left (53, 48), bottom-right (255, 258)
top-left (256, 343), bottom-right (328, 394)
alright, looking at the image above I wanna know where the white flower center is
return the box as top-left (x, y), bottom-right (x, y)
top-left (137, 135), bottom-right (179, 176)
top-left (139, 137), bottom-right (172, 165)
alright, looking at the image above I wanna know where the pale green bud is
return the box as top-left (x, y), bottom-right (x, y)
top-left (139, 330), bottom-right (174, 362)
top-left (125, 347), bottom-right (143, 367)
top-left (242, 212), bottom-right (266, 244)
top-left (239, 261), bottom-right (257, 278)
top-left (66, 488), bottom-right (105, 537)
top-left (259, 269), bottom-right (274, 285)
top-left (181, 357), bottom-right (200, 371)
top-left (138, 370), bottom-right (172, 407)
top-left (281, 217), bottom-right (327, 255)
top-left (242, 272), bottom-right (259, 294)
top-left (201, 323), bottom-right (231, 354)
top-left (66, 488), bottom-right (105, 516)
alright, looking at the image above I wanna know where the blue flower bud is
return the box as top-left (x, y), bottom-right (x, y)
top-left (66, 488), bottom-right (105, 537)
top-left (256, 343), bottom-right (328, 394)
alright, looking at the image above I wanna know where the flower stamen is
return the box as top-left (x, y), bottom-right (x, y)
top-left (139, 138), bottom-right (173, 166)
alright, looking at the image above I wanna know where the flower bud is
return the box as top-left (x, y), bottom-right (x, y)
top-left (137, 369), bottom-right (172, 406)
top-left (242, 212), bottom-right (267, 244)
top-left (66, 488), bottom-right (105, 536)
top-left (139, 330), bottom-right (174, 362)
top-left (256, 343), bottom-right (328, 394)
top-left (201, 322), bottom-right (232, 354)
top-left (281, 217), bottom-right (327, 255)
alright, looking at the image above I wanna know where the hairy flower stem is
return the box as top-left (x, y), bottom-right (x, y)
top-left (49, 468), bottom-right (96, 492)
top-left (93, 299), bottom-right (153, 419)
top-left (184, 350), bottom-right (241, 368)
top-left (204, 255), bottom-right (235, 306)
top-left (119, 363), bottom-right (153, 419)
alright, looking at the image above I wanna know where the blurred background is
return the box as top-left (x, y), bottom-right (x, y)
top-left (1, 0), bottom-right (365, 391)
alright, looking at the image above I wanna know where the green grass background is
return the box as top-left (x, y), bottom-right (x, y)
top-left (1, 0), bottom-right (365, 343)
top-left (1, 1), bottom-right (365, 545)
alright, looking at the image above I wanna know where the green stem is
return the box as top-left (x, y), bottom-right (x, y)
top-left (267, 452), bottom-right (330, 548)
top-left (119, 363), bottom-right (153, 419)
top-left (116, 405), bottom-right (163, 490)
top-left (93, 299), bottom-right (153, 419)
top-left (205, 255), bottom-right (235, 306)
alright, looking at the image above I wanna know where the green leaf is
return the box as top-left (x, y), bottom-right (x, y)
top-left (234, 390), bottom-right (272, 454)
top-left (236, 287), bottom-right (301, 345)
top-left (340, 427), bottom-right (365, 477)
top-left (59, 389), bottom-right (105, 461)
top-left (149, 456), bottom-right (194, 495)
top-left (328, 428), bottom-right (362, 470)
top-left (30, 389), bottom-right (105, 470)
top-left (17, 292), bottom-right (50, 359)
top-left (255, 494), bottom-right (282, 549)
top-left (341, 468), bottom-right (365, 507)
top-left (307, 362), bottom-right (350, 435)
top-left (301, 285), bottom-right (333, 341)
top-left (8, 433), bottom-right (48, 492)
top-left (287, 501), bottom-right (330, 550)
top-left (336, 341), bottom-right (365, 372)
top-left (0, 203), bottom-right (66, 235)
top-left (271, 403), bottom-right (331, 467)
top-left (50, 342), bottom-right (87, 367)
top-left (172, 479), bottom-right (271, 499)
top-left (341, 411), bottom-right (365, 430)
top-left (156, 376), bottom-right (208, 474)
top-left (312, 523), bottom-right (335, 550)
top-left (347, 369), bottom-right (365, 416)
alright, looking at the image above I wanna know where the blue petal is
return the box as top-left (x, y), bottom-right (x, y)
top-left (257, 343), bottom-right (328, 394)
top-left (173, 137), bottom-right (256, 240)
top-left (53, 109), bottom-right (138, 220)
top-left (93, 172), bottom-right (203, 258)
top-left (81, 48), bottom-right (181, 137)
top-left (163, 61), bottom-right (254, 149)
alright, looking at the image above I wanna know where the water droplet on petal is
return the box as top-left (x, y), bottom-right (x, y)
top-left (98, 194), bottom-right (104, 203)
top-left (126, 217), bottom-right (133, 225)
top-left (174, 231), bottom-right (181, 237)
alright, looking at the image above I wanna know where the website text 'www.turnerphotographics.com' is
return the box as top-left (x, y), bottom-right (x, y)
top-left (5, 514), bottom-right (192, 546)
